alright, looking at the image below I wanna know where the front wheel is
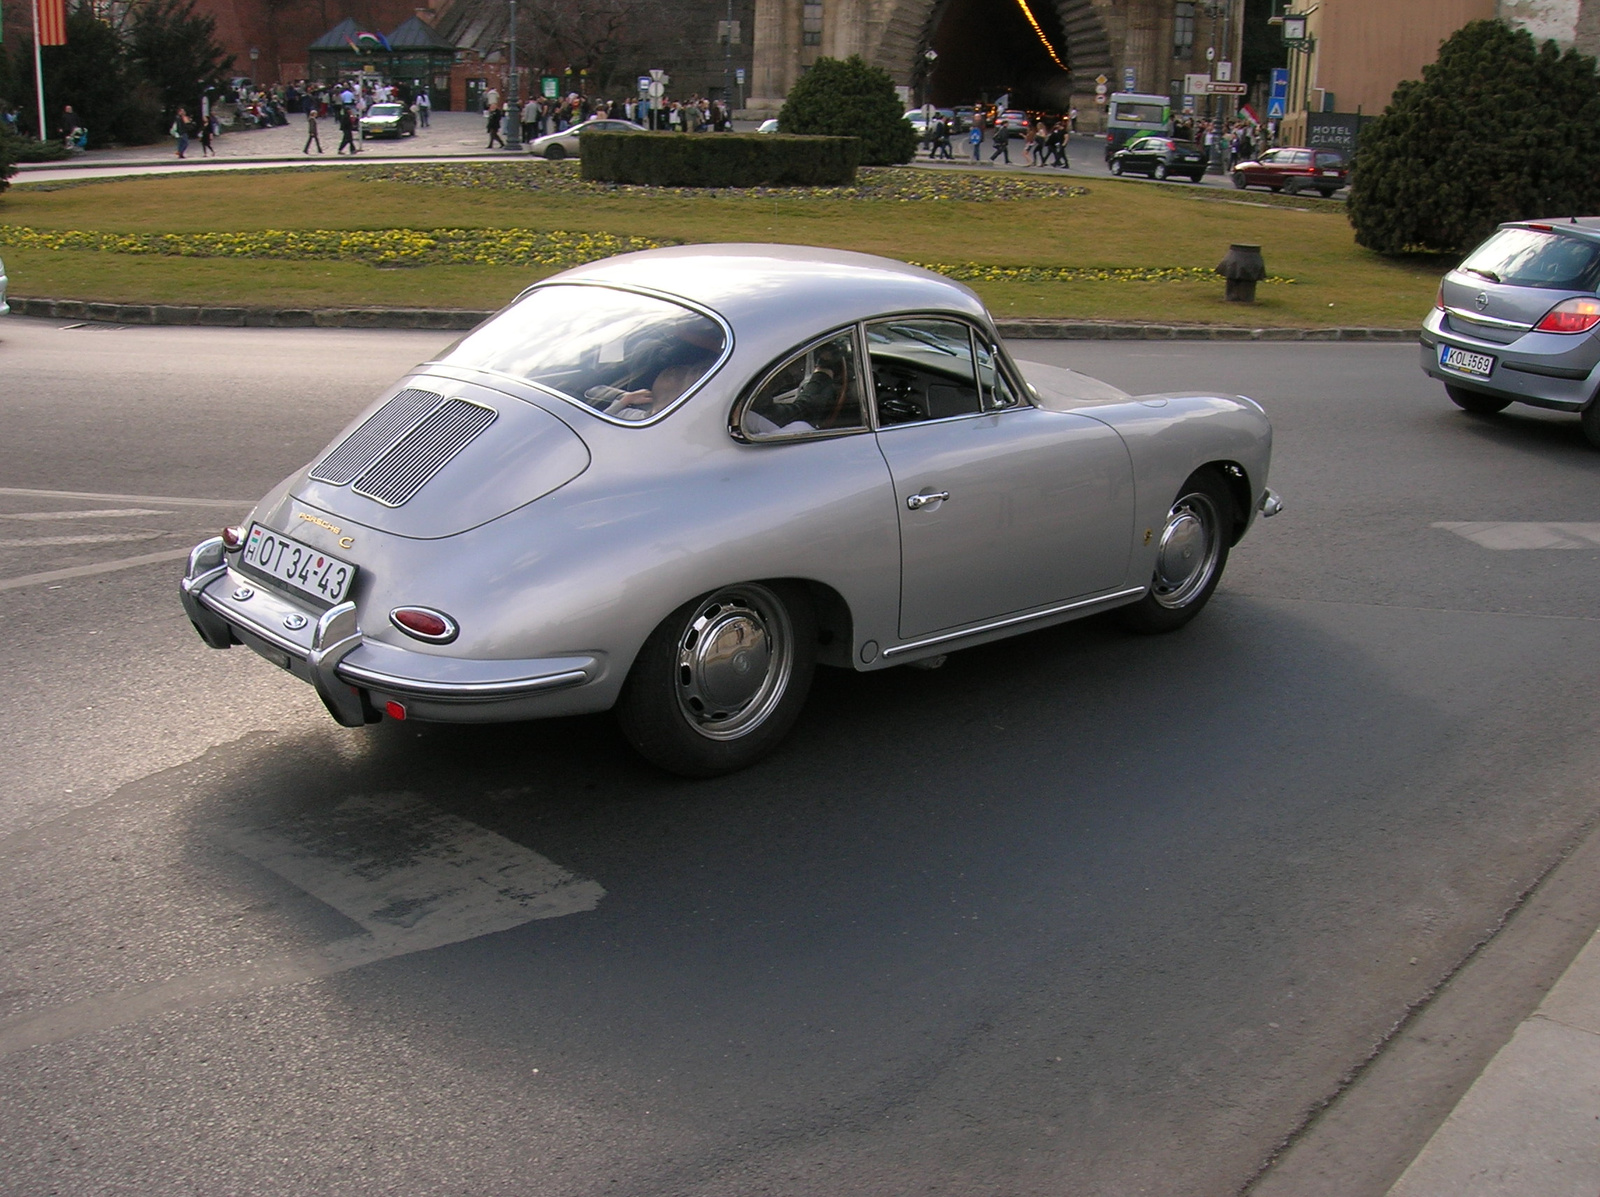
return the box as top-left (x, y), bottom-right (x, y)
top-left (1116, 469), bottom-right (1235, 635)
top-left (544, 143), bottom-right (566, 160)
top-left (1232, 171), bottom-right (1248, 189)
top-left (615, 582), bottom-right (817, 776)
top-left (1110, 159), bottom-right (1124, 175)
top-left (1153, 162), bottom-right (1168, 180)
top-left (1446, 384), bottom-right (1512, 414)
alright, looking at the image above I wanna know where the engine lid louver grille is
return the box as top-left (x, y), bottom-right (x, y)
top-left (310, 388), bottom-right (444, 485)
top-left (351, 399), bottom-right (498, 507)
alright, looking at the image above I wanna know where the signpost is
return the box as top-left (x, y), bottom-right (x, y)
top-left (1121, 66), bottom-right (1135, 92)
top-left (1267, 66), bottom-right (1288, 120)
top-left (1094, 73), bottom-right (1108, 106)
top-left (1184, 73), bottom-right (1210, 98)
top-left (1206, 81), bottom-right (1247, 95)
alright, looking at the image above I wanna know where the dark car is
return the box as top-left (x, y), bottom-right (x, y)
top-left (1421, 218), bottom-right (1600, 446)
top-left (359, 103), bottom-right (416, 139)
top-left (1109, 137), bottom-right (1208, 182)
top-left (1231, 147), bottom-right (1346, 196)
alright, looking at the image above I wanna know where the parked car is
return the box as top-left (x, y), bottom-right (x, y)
top-left (0, 253), bottom-right (8, 316)
top-left (757, 118), bottom-right (780, 134)
top-left (1231, 147), bottom-right (1347, 196)
top-left (530, 116), bottom-right (647, 159)
top-left (998, 109), bottom-right (1030, 132)
top-left (1422, 217), bottom-right (1600, 446)
top-left (359, 102), bottom-right (416, 139)
top-left (1109, 136), bottom-right (1209, 182)
top-left (180, 245), bottom-right (1278, 775)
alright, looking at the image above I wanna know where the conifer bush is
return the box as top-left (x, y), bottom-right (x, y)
top-left (777, 55), bottom-right (917, 166)
top-left (1349, 20), bottom-right (1600, 254)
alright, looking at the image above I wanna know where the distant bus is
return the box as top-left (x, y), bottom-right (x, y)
top-left (1104, 92), bottom-right (1172, 161)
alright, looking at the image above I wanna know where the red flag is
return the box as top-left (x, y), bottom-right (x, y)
top-left (35, 0), bottom-right (67, 46)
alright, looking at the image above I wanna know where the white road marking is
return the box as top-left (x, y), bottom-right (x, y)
top-left (0, 508), bottom-right (173, 520)
top-left (0, 793), bottom-right (603, 1055)
top-left (0, 532), bottom-right (167, 548)
top-left (1434, 522), bottom-right (1600, 550)
top-left (0, 547), bottom-right (190, 591)
top-left (0, 486), bottom-right (253, 508)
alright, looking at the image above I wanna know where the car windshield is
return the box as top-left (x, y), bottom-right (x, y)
top-left (368, 104), bottom-right (401, 117)
top-left (436, 284), bottom-right (727, 422)
top-left (1459, 228), bottom-right (1600, 291)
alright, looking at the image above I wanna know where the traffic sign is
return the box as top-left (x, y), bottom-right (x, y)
top-left (736, 67), bottom-right (745, 85)
top-left (1184, 73), bottom-right (1210, 96)
top-left (1095, 74), bottom-right (1107, 85)
top-left (1206, 82), bottom-right (1248, 94)
top-left (1121, 66), bottom-right (1136, 91)
top-left (1267, 96), bottom-right (1286, 118)
top-left (1094, 83), bottom-right (1107, 96)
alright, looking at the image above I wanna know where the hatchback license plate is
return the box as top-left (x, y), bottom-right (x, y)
top-left (1440, 345), bottom-right (1495, 378)
top-left (242, 524), bottom-right (356, 606)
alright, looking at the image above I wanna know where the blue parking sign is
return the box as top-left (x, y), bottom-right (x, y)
top-left (1267, 96), bottom-right (1286, 118)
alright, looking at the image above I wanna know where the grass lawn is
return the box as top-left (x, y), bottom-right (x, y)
top-left (0, 163), bottom-right (1446, 326)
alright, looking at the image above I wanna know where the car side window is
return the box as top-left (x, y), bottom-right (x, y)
top-left (737, 329), bottom-right (867, 440)
top-left (1314, 152), bottom-right (1342, 167)
top-left (1260, 149), bottom-right (1281, 163)
top-left (1291, 150), bottom-right (1313, 165)
top-left (866, 317), bottom-right (983, 426)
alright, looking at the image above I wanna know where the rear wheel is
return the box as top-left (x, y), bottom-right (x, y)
top-left (544, 143), bottom-right (566, 160)
top-left (1117, 469), bottom-right (1235, 635)
top-left (1581, 400), bottom-right (1600, 448)
top-left (1153, 162), bottom-right (1168, 180)
top-left (1446, 384), bottom-right (1512, 414)
top-left (615, 582), bottom-right (817, 777)
top-left (1318, 187), bottom-right (1336, 197)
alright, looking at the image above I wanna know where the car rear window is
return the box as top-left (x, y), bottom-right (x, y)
top-left (1459, 227), bottom-right (1600, 291)
top-left (1314, 152), bottom-right (1343, 166)
top-left (436, 284), bottom-right (728, 422)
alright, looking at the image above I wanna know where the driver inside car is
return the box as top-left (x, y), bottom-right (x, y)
top-left (584, 319), bottom-right (724, 421)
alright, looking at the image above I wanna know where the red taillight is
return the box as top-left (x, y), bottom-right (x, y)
top-left (221, 525), bottom-right (246, 550)
top-left (1434, 283), bottom-right (1445, 311)
top-left (1535, 296), bottom-right (1600, 333)
top-left (390, 606), bottom-right (458, 643)
top-left (384, 700), bottom-right (407, 720)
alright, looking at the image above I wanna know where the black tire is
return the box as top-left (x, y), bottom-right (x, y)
top-left (615, 582), bottom-right (817, 777)
top-left (1446, 384), bottom-right (1512, 414)
top-left (1318, 188), bottom-right (1336, 198)
top-left (1110, 159), bottom-right (1124, 175)
top-left (1583, 400), bottom-right (1600, 449)
top-left (544, 143), bottom-right (566, 160)
top-left (1154, 162), bottom-right (1168, 180)
top-left (1232, 171), bottom-right (1248, 189)
top-left (1189, 173), bottom-right (1205, 183)
top-left (1116, 469), bottom-right (1235, 635)
top-left (1269, 184), bottom-right (1282, 193)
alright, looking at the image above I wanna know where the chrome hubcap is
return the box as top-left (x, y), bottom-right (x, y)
top-left (676, 586), bottom-right (792, 741)
top-left (1152, 492), bottom-right (1220, 609)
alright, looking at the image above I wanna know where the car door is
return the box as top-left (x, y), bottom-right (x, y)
top-left (1126, 137), bottom-right (1154, 174)
top-left (866, 317), bottom-right (1135, 640)
top-left (1252, 148), bottom-right (1283, 187)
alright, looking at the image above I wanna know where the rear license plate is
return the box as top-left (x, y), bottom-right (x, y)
top-left (1440, 345), bottom-right (1495, 378)
top-left (242, 524), bottom-right (357, 606)
top-left (1321, 170), bottom-right (1340, 176)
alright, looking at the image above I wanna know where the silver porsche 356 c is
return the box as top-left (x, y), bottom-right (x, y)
top-left (182, 245), bottom-right (1279, 775)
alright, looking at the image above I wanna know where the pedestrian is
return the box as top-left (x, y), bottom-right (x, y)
top-left (335, 104), bottom-right (358, 154)
top-left (171, 107), bottom-right (190, 158)
top-left (304, 104), bottom-right (323, 153)
top-left (969, 122), bottom-right (982, 162)
top-left (417, 90), bottom-right (430, 127)
top-left (487, 104), bottom-right (505, 148)
top-left (198, 110), bottom-right (216, 156)
top-left (60, 104), bottom-right (79, 149)
top-left (521, 96), bottom-right (538, 143)
top-left (1046, 123), bottom-right (1066, 168)
top-left (989, 122), bottom-right (1010, 164)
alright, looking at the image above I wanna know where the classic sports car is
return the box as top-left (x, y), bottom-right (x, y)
top-left (181, 246), bottom-right (1278, 775)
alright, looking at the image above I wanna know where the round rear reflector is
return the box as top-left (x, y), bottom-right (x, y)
top-left (390, 606), bottom-right (458, 643)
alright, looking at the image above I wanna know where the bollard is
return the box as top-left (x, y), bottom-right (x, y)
top-left (1216, 243), bottom-right (1267, 303)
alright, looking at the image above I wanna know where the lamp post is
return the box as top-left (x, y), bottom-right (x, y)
top-left (503, 0), bottom-right (521, 150)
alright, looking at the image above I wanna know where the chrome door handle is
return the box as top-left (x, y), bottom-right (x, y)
top-left (906, 490), bottom-right (949, 510)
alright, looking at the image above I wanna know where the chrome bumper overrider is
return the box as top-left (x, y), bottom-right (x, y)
top-left (180, 536), bottom-right (594, 727)
top-left (1258, 488), bottom-right (1283, 518)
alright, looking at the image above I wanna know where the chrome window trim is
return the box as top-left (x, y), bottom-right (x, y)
top-left (728, 323), bottom-right (875, 444)
top-left (1444, 305), bottom-right (1533, 332)
top-left (423, 279), bottom-right (735, 429)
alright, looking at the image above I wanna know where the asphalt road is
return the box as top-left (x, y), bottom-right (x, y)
top-left (2, 317), bottom-right (1597, 1196)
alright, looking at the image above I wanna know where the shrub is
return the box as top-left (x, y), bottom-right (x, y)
top-left (1348, 20), bottom-right (1600, 254)
top-left (0, 129), bottom-right (17, 193)
top-left (580, 131), bottom-right (859, 186)
top-left (776, 55), bottom-right (917, 166)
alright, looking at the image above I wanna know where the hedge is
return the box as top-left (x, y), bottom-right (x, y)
top-left (579, 132), bottom-right (859, 187)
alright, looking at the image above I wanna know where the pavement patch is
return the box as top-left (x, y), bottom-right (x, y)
top-left (1434, 521), bottom-right (1600, 550)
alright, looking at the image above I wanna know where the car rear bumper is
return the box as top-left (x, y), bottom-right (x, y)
top-left (1420, 309), bottom-right (1600, 411)
top-left (180, 537), bottom-right (602, 726)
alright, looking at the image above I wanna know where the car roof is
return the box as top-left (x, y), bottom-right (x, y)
top-left (542, 245), bottom-right (990, 334)
top-left (1508, 217), bottom-right (1600, 240)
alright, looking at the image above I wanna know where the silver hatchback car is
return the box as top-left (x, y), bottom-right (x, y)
top-left (1421, 218), bottom-right (1600, 446)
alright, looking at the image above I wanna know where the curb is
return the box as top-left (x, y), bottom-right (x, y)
top-left (9, 298), bottom-right (1418, 341)
top-left (7, 297), bottom-right (493, 329)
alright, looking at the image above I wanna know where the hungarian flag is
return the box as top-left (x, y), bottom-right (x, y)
top-left (35, 0), bottom-right (67, 45)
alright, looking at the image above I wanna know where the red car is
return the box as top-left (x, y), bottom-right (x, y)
top-left (1232, 147), bottom-right (1348, 197)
